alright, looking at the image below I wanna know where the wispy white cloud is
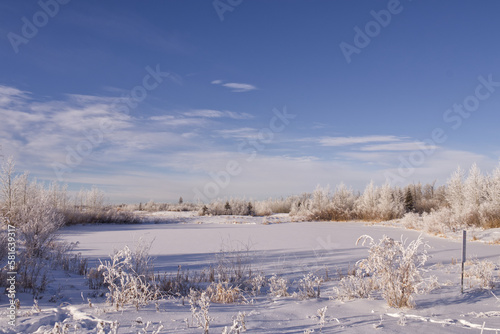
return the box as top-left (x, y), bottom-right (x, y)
top-left (360, 142), bottom-right (438, 151)
top-left (222, 82), bottom-right (257, 93)
top-left (308, 135), bottom-right (402, 147)
top-left (183, 109), bottom-right (224, 118)
top-left (182, 109), bottom-right (253, 119)
top-left (214, 127), bottom-right (258, 139)
top-left (224, 111), bottom-right (253, 119)
top-left (211, 80), bottom-right (258, 93)
top-left (149, 115), bottom-right (208, 127)
top-left (0, 85), bottom-right (29, 107)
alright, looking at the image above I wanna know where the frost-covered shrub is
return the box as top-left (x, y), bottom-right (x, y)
top-left (250, 273), bottom-right (266, 295)
top-left (250, 197), bottom-right (298, 216)
top-left (337, 272), bottom-right (375, 301)
top-left (98, 245), bottom-right (159, 310)
top-left (88, 267), bottom-right (106, 290)
top-left (19, 204), bottom-right (64, 258)
top-left (317, 306), bottom-right (328, 333)
top-left (0, 223), bottom-right (7, 261)
top-left (43, 322), bottom-right (71, 334)
top-left (189, 290), bottom-right (212, 334)
top-left (400, 212), bottom-right (421, 230)
top-left (422, 208), bottom-right (461, 234)
top-left (296, 273), bottom-right (322, 299)
top-left (269, 274), bottom-right (289, 297)
top-left (222, 312), bottom-right (247, 334)
top-left (465, 258), bottom-right (496, 289)
top-left (355, 234), bottom-right (430, 308)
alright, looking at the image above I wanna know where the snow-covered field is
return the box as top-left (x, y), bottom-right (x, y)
top-left (2, 212), bottom-right (500, 333)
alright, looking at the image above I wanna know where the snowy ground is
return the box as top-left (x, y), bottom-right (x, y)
top-left (2, 212), bottom-right (500, 333)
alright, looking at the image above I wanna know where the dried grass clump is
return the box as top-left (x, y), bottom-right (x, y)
top-left (206, 282), bottom-right (245, 304)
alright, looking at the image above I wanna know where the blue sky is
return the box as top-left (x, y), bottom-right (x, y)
top-left (1, 0), bottom-right (500, 203)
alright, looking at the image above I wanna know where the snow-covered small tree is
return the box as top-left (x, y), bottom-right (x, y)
top-left (86, 186), bottom-right (105, 213)
top-left (446, 166), bottom-right (465, 215)
top-left (330, 183), bottom-right (356, 220)
top-left (18, 185), bottom-right (65, 258)
top-left (0, 156), bottom-right (16, 217)
top-left (462, 164), bottom-right (485, 226)
top-left (377, 183), bottom-right (404, 221)
top-left (355, 181), bottom-right (379, 220)
top-left (479, 164), bottom-right (500, 228)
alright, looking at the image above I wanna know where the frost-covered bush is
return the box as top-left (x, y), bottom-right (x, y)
top-left (317, 306), bottom-right (328, 333)
top-left (42, 322), bottom-right (71, 334)
top-left (250, 273), bottom-right (266, 295)
top-left (465, 258), bottom-right (496, 289)
top-left (222, 312), bottom-right (247, 334)
top-left (189, 290), bottom-right (212, 334)
top-left (98, 244), bottom-right (159, 310)
top-left (337, 272), bottom-right (375, 301)
top-left (17, 193), bottom-right (65, 258)
top-left (400, 212), bottom-right (421, 230)
top-left (0, 223), bottom-right (7, 261)
top-left (269, 274), bottom-right (289, 297)
top-left (355, 234), bottom-right (430, 308)
top-left (296, 273), bottom-right (322, 299)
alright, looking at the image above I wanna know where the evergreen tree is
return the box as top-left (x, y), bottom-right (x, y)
top-left (224, 201), bottom-right (232, 214)
top-left (178, 196), bottom-right (183, 204)
top-left (404, 188), bottom-right (415, 213)
top-left (247, 202), bottom-right (254, 216)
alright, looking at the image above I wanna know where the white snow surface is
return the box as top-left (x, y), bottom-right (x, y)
top-left (2, 212), bottom-right (500, 333)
